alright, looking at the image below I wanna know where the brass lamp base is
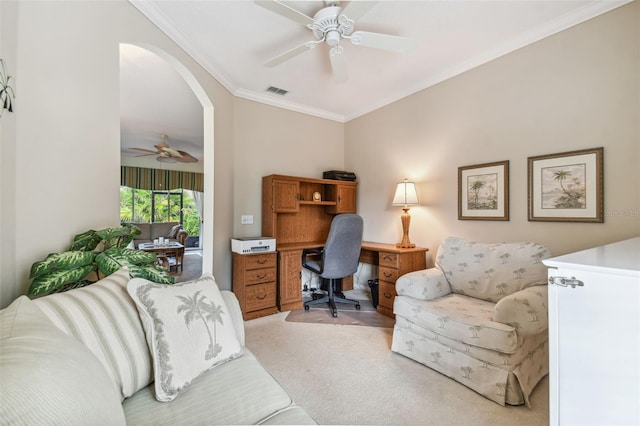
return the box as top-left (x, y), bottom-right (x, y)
top-left (397, 208), bottom-right (416, 249)
top-left (397, 242), bottom-right (416, 249)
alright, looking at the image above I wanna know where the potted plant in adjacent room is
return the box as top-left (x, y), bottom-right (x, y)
top-left (28, 223), bottom-right (174, 297)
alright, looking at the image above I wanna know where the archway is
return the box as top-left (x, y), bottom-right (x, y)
top-left (119, 43), bottom-right (214, 275)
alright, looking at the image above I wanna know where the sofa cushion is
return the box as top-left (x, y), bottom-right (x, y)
top-left (133, 223), bottom-right (152, 241)
top-left (123, 350), bottom-right (315, 424)
top-left (33, 267), bottom-right (153, 401)
top-left (394, 293), bottom-right (518, 353)
top-left (0, 296), bottom-right (126, 425)
top-left (127, 274), bottom-right (243, 402)
top-left (152, 222), bottom-right (179, 239)
top-left (436, 237), bottom-right (551, 302)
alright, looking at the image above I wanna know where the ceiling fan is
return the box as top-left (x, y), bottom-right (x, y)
top-left (256, 0), bottom-right (416, 83)
top-left (129, 134), bottom-right (198, 163)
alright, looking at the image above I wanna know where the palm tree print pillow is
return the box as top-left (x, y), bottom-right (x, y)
top-left (127, 274), bottom-right (243, 402)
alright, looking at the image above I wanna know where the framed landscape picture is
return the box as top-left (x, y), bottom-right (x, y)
top-left (458, 160), bottom-right (509, 221)
top-left (528, 147), bottom-right (603, 222)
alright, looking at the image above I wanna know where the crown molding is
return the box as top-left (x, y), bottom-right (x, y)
top-left (234, 89), bottom-right (346, 123)
top-left (130, 0), bottom-right (239, 95)
top-left (131, 0), bottom-right (632, 124)
top-left (344, 0), bottom-right (632, 121)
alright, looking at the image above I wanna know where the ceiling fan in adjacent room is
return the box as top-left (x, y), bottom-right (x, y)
top-left (129, 134), bottom-right (198, 163)
top-left (256, 0), bottom-right (416, 83)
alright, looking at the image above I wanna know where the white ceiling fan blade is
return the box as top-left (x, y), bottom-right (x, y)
top-left (338, 1), bottom-right (378, 24)
top-left (254, 1), bottom-right (314, 26)
top-left (264, 41), bottom-right (321, 67)
top-left (350, 31), bottom-right (416, 53)
top-left (329, 46), bottom-right (348, 83)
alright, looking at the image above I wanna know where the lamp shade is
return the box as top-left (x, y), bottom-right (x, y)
top-left (392, 179), bottom-right (419, 206)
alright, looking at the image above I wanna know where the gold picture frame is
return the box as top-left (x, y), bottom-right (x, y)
top-left (528, 147), bottom-right (603, 222)
top-left (458, 160), bottom-right (509, 221)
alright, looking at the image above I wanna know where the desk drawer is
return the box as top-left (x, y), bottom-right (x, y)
top-left (245, 282), bottom-right (276, 312)
top-left (379, 252), bottom-right (399, 268)
top-left (245, 267), bottom-right (276, 285)
top-left (379, 266), bottom-right (399, 282)
top-left (378, 281), bottom-right (397, 310)
top-left (245, 254), bottom-right (277, 270)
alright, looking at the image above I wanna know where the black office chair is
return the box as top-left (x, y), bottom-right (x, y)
top-left (302, 214), bottom-right (364, 317)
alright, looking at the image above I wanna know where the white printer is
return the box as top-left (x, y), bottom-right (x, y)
top-left (231, 237), bottom-right (276, 254)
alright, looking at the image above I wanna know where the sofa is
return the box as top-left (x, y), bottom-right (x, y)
top-left (128, 221), bottom-right (188, 248)
top-left (0, 268), bottom-right (316, 425)
top-left (391, 236), bottom-right (551, 407)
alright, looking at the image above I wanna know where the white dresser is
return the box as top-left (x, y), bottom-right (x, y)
top-left (543, 237), bottom-right (640, 426)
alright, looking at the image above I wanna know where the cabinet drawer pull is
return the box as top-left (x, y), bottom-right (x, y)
top-left (383, 271), bottom-right (393, 278)
top-left (383, 292), bottom-right (393, 299)
top-left (549, 276), bottom-right (584, 288)
top-left (382, 255), bottom-right (393, 261)
top-left (255, 273), bottom-right (267, 279)
top-left (257, 259), bottom-right (267, 264)
top-left (256, 293), bottom-right (267, 300)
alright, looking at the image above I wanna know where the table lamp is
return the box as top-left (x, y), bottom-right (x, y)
top-left (392, 178), bottom-right (419, 248)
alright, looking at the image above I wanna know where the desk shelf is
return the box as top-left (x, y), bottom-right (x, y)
top-left (299, 201), bottom-right (336, 206)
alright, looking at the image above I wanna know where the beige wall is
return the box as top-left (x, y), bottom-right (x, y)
top-left (232, 98), bottom-right (345, 238)
top-left (0, 0), bottom-right (344, 308)
top-left (1, 1), bottom-right (637, 308)
top-left (0, 1), bottom-right (237, 308)
top-left (346, 2), bottom-right (640, 262)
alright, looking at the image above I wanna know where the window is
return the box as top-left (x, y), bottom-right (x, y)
top-left (120, 187), bottom-right (200, 236)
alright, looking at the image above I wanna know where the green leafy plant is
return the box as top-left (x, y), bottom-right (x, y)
top-left (28, 224), bottom-right (174, 297)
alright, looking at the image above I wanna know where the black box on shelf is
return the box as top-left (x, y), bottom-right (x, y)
top-left (323, 170), bottom-right (357, 181)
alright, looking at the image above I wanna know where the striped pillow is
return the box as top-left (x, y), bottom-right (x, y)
top-left (33, 267), bottom-right (152, 401)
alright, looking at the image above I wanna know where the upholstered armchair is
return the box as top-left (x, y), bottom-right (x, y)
top-left (391, 236), bottom-right (551, 406)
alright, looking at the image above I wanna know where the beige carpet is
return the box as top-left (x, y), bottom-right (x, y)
top-left (286, 297), bottom-right (395, 328)
top-left (245, 311), bottom-right (549, 426)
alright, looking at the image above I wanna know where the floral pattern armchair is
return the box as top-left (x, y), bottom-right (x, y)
top-left (391, 236), bottom-right (551, 406)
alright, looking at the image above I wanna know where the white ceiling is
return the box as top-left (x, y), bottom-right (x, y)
top-left (121, 0), bottom-right (629, 160)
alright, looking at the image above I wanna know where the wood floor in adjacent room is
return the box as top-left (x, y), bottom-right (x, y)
top-left (245, 311), bottom-right (549, 426)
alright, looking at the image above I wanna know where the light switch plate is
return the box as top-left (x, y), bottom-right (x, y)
top-left (241, 215), bottom-right (254, 225)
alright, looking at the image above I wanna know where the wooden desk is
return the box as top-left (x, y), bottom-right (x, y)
top-left (360, 242), bottom-right (428, 317)
top-left (275, 241), bottom-right (428, 317)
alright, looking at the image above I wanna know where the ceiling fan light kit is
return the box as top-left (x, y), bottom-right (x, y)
top-left (257, 0), bottom-right (416, 83)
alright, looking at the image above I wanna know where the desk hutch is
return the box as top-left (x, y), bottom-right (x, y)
top-left (261, 174), bottom-right (358, 313)
top-left (233, 173), bottom-right (428, 319)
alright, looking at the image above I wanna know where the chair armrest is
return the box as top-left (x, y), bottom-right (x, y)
top-left (493, 286), bottom-right (548, 336)
top-left (396, 268), bottom-right (452, 301)
top-left (301, 248), bottom-right (324, 274)
top-left (176, 229), bottom-right (188, 245)
top-left (221, 290), bottom-right (245, 347)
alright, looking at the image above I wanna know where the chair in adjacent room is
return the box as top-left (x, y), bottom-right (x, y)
top-left (302, 214), bottom-right (364, 318)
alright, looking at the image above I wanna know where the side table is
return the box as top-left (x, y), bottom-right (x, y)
top-left (139, 242), bottom-right (185, 273)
